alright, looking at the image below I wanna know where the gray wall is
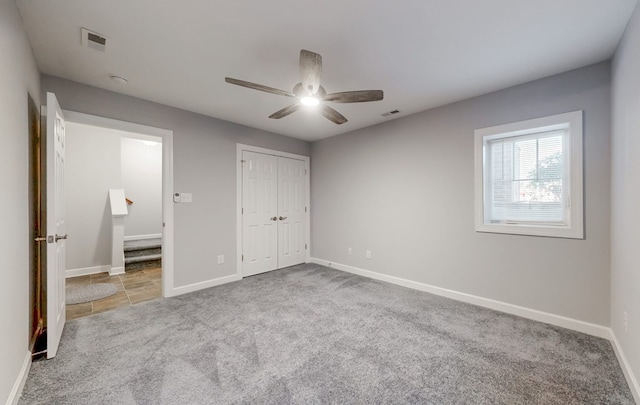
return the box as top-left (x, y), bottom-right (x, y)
top-left (122, 137), bottom-right (163, 238)
top-left (311, 62), bottom-right (611, 326)
top-left (611, 0), bottom-right (640, 392)
top-left (42, 75), bottom-right (311, 287)
top-left (0, 0), bottom-right (41, 402)
top-left (65, 122), bottom-right (121, 270)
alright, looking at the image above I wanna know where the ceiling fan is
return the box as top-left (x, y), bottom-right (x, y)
top-left (225, 50), bottom-right (383, 125)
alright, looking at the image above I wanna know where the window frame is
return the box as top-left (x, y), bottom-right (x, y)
top-left (474, 111), bottom-right (584, 239)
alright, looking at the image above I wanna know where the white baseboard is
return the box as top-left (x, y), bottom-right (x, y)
top-left (124, 234), bottom-right (162, 241)
top-left (167, 274), bottom-right (242, 297)
top-left (6, 351), bottom-right (31, 405)
top-left (308, 257), bottom-right (610, 339)
top-left (109, 266), bottom-right (125, 276)
top-left (609, 330), bottom-right (640, 403)
top-left (66, 265), bottom-right (110, 278)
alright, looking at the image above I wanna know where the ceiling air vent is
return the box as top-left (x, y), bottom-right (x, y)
top-left (81, 28), bottom-right (107, 52)
top-left (381, 109), bottom-right (400, 117)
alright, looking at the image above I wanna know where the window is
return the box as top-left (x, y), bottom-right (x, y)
top-left (474, 111), bottom-right (583, 239)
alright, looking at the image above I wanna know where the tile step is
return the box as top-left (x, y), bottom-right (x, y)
top-left (125, 247), bottom-right (161, 258)
top-left (124, 244), bottom-right (161, 252)
top-left (125, 254), bottom-right (162, 264)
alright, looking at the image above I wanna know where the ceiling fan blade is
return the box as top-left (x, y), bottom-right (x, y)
top-left (324, 90), bottom-right (384, 103)
top-left (300, 50), bottom-right (322, 96)
top-left (269, 104), bottom-right (301, 119)
top-left (320, 105), bottom-right (348, 125)
top-left (225, 77), bottom-right (295, 98)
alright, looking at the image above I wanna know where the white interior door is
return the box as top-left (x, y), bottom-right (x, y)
top-left (242, 151), bottom-right (278, 276)
top-left (277, 157), bottom-right (306, 268)
top-left (46, 92), bottom-right (67, 358)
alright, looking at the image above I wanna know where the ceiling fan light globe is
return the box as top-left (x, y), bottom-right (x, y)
top-left (300, 96), bottom-right (319, 106)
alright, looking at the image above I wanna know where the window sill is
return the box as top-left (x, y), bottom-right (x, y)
top-left (475, 222), bottom-right (584, 239)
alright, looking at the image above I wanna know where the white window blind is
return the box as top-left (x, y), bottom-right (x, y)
top-left (486, 130), bottom-right (567, 224)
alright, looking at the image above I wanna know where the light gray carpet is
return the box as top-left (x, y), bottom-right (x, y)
top-left (66, 283), bottom-right (118, 305)
top-left (21, 264), bottom-right (634, 404)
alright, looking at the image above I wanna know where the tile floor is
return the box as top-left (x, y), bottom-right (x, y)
top-left (66, 267), bottom-right (162, 321)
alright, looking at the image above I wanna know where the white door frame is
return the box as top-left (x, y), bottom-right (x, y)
top-left (236, 144), bottom-right (310, 277)
top-left (63, 111), bottom-right (175, 298)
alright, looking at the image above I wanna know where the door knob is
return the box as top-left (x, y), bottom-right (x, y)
top-left (270, 216), bottom-right (278, 221)
top-left (279, 216), bottom-right (287, 221)
top-left (55, 234), bottom-right (68, 242)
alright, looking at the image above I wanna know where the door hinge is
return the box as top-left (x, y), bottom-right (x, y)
top-left (242, 208), bottom-right (244, 215)
top-left (305, 244), bottom-right (307, 250)
top-left (305, 206), bottom-right (307, 213)
top-left (305, 169), bottom-right (307, 175)
top-left (242, 255), bottom-right (244, 262)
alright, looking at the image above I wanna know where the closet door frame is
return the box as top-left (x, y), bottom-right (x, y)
top-left (236, 144), bottom-right (310, 277)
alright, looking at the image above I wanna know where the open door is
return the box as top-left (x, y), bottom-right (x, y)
top-left (46, 92), bottom-right (67, 358)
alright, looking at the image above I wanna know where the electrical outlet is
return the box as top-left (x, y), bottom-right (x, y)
top-left (366, 250), bottom-right (371, 259)
top-left (347, 247), bottom-right (352, 255)
top-left (217, 254), bottom-right (224, 265)
top-left (623, 311), bottom-right (628, 333)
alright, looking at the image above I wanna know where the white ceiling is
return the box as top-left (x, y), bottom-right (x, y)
top-left (17, 0), bottom-right (638, 141)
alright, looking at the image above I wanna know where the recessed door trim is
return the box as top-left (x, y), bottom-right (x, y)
top-left (236, 144), bottom-right (310, 277)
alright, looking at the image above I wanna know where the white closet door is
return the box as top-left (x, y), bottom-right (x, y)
top-left (242, 151), bottom-right (278, 276)
top-left (277, 156), bottom-right (306, 268)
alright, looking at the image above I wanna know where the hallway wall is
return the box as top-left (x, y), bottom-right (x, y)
top-left (121, 137), bottom-right (162, 239)
top-left (65, 121), bottom-right (121, 271)
top-left (64, 124), bottom-right (165, 273)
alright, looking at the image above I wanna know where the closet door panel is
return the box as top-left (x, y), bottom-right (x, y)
top-left (278, 156), bottom-right (306, 268)
top-left (242, 151), bottom-right (278, 276)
